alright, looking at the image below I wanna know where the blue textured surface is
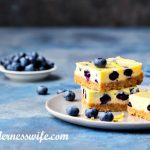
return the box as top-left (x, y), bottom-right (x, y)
top-left (0, 28), bottom-right (150, 150)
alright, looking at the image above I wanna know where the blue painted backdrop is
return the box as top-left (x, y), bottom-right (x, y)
top-left (0, 28), bottom-right (150, 150)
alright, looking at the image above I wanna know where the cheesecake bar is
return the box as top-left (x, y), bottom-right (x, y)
top-left (74, 56), bottom-right (143, 92)
top-left (82, 86), bottom-right (139, 112)
top-left (128, 90), bottom-right (150, 121)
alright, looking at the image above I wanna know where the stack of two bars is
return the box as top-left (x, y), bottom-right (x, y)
top-left (74, 56), bottom-right (143, 112)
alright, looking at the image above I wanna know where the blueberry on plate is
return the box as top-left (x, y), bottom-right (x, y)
top-left (66, 106), bottom-right (79, 117)
top-left (37, 85), bottom-right (48, 95)
top-left (47, 61), bottom-right (54, 69)
top-left (85, 108), bottom-right (98, 118)
top-left (6, 64), bottom-right (13, 71)
top-left (20, 57), bottom-right (30, 67)
top-left (25, 64), bottom-right (35, 71)
top-left (11, 62), bottom-right (22, 71)
top-left (19, 52), bottom-right (26, 57)
top-left (94, 58), bottom-right (107, 68)
top-left (13, 55), bottom-right (20, 63)
top-left (99, 112), bottom-right (114, 122)
top-left (3, 60), bottom-right (11, 68)
top-left (64, 90), bottom-right (75, 101)
top-left (57, 89), bottom-right (67, 94)
top-left (31, 52), bottom-right (39, 59)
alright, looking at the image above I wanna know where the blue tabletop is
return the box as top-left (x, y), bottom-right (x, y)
top-left (0, 28), bottom-right (150, 150)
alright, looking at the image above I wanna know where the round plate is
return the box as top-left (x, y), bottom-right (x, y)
top-left (46, 88), bottom-right (150, 130)
top-left (0, 65), bottom-right (57, 81)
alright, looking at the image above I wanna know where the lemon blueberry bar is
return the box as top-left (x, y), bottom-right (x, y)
top-left (74, 57), bottom-right (143, 92)
top-left (82, 86), bottom-right (139, 112)
top-left (128, 90), bottom-right (150, 121)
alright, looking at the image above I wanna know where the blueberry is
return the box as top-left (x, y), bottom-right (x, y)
top-left (19, 52), bottom-right (26, 57)
top-left (39, 66), bottom-right (45, 71)
top-left (47, 61), bottom-right (54, 69)
top-left (20, 57), bottom-right (30, 67)
top-left (25, 64), bottom-right (35, 71)
top-left (147, 105), bottom-right (150, 111)
top-left (37, 85), bottom-right (48, 95)
top-left (85, 108), bottom-right (98, 118)
top-left (31, 52), bottom-right (39, 59)
top-left (13, 55), bottom-right (20, 63)
top-left (34, 57), bottom-right (42, 69)
top-left (128, 102), bottom-right (132, 107)
top-left (6, 64), bottom-right (13, 71)
top-left (99, 112), bottom-right (114, 122)
top-left (130, 88), bottom-right (139, 94)
top-left (66, 106), bottom-right (79, 117)
top-left (57, 89), bottom-right (66, 94)
top-left (11, 62), bottom-right (22, 71)
top-left (64, 90), bottom-right (75, 101)
top-left (109, 71), bottom-right (119, 80)
top-left (94, 58), bottom-right (107, 68)
top-left (100, 94), bottom-right (111, 104)
top-left (124, 69), bottom-right (133, 76)
top-left (3, 60), bottom-right (11, 68)
top-left (84, 70), bottom-right (91, 81)
top-left (116, 92), bottom-right (129, 101)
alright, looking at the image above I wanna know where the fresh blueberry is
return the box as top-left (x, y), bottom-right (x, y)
top-left (13, 55), bottom-right (20, 63)
top-left (25, 64), bottom-right (35, 71)
top-left (99, 112), bottom-right (114, 122)
top-left (57, 89), bottom-right (67, 94)
top-left (47, 61), bottom-right (54, 69)
top-left (37, 85), bottom-right (48, 95)
top-left (109, 71), bottom-right (119, 80)
top-left (84, 70), bottom-right (91, 81)
top-left (19, 52), bottom-right (26, 57)
top-left (20, 57), bottom-right (30, 67)
top-left (64, 90), bottom-right (75, 101)
top-left (128, 102), bottom-right (132, 107)
top-left (85, 108), bottom-right (98, 118)
top-left (147, 105), bottom-right (150, 111)
top-left (124, 69), bottom-right (133, 76)
top-left (31, 52), bottom-right (39, 59)
top-left (34, 57), bottom-right (42, 69)
top-left (94, 58), bottom-right (107, 68)
top-left (6, 64), bottom-right (13, 71)
top-left (3, 60), bottom-right (11, 68)
top-left (0, 58), bottom-right (7, 66)
top-left (39, 66), bottom-right (45, 71)
top-left (28, 56), bottom-right (36, 64)
top-left (100, 94), bottom-right (111, 104)
top-left (11, 62), bottom-right (22, 71)
top-left (116, 92), bottom-right (129, 101)
top-left (66, 106), bottom-right (79, 116)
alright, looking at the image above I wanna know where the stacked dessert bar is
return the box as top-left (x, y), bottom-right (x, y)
top-left (74, 56), bottom-right (143, 112)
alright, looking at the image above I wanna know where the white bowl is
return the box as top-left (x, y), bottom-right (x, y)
top-left (0, 65), bottom-right (57, 81)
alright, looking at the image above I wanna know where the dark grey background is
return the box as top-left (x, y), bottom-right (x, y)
top-left (1, 0), bottom-right (150, 26)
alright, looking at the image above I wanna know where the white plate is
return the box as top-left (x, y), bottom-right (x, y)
top-left (46, 88), bottom-right (150, 130)
top-left (0, 65), bottom-right (57, 81)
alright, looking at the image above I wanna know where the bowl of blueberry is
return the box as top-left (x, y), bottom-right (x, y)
top-left (0, 52), bottom-right (56, 81)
